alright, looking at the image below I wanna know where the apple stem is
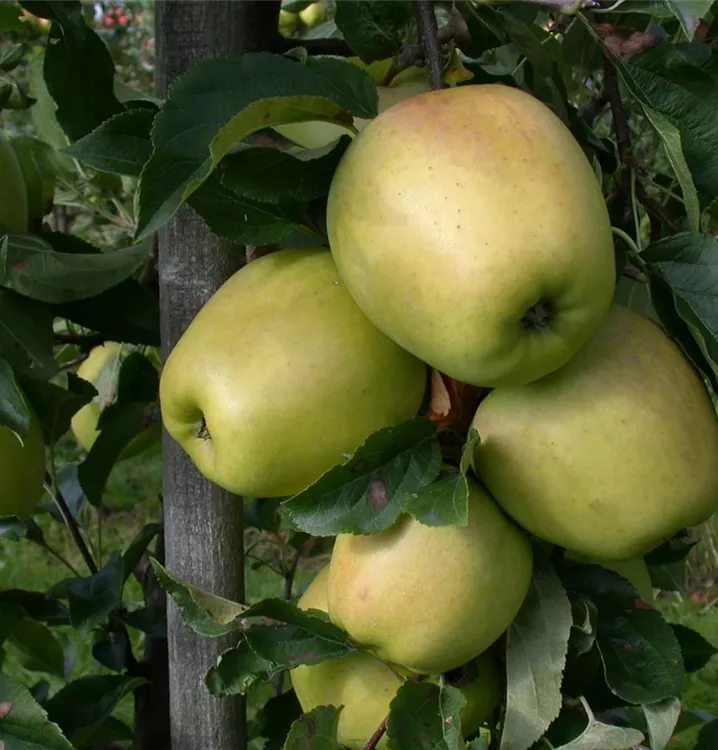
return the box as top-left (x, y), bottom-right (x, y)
top-left (362, 718), bottom-right (387, 750)
top-left (412, 0), bottom-right (445, 91)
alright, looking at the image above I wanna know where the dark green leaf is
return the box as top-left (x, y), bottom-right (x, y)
top-left (65, 108), bottom-right (154, 176)
top-left (386, 681), bottom-right (465, 750)
top-left (670, 623), bottom-right (718, 672)
top-left (0, 673), bottom-right (74, 749)
top-left (0, 516), bottom-right (46, 546)
top-left (119, 605), bottom-right (166, 637)
top-left (334, 1), bottom-right (413, 63)
top-left (45, 674), bottom-right (147, 747)
top-left (150, 558), bottom-right (246, 637)
top-left (642, 232), bottom-right (718, 379)
top-left (283, 417), bottom-right (442, 536)
top-left (18, 372), bottom-right (96, 445)
top-left (460, 4), bottom-right (507, 58)
top-left (254, 689), bottom-right (303, 750)
top-left (137, 52), bottom-right (376, 239)
top-left (49, 552), bottom-right (124, 629)
top-left (0, 43), bottom-right (25, 73)
top-left (696, 719), bottom-right (718, 750)
top-left (283, 705), bottom-right (341, 750)
top-left (0, 232), bottom-right (151, 303)
top-left (501, 554), bottom-right (572, 750)
top-left (221, 137), bottom-right (350, 204)
top-left (188, 171), bottom-right (314, 246)
top-left (644, 534), bottom-right (698, 565)
top-left (551, 698), bottom-right (644, 750)
top-left (0, 589), bottom-right (68, 625)
top-left (0, 356), bottom-right (30, 439)
top-left (7, 616), bottom-right (66, 678)
top-left (42, 11), bottom-right (124, 141)
top-left (122, 522), bottom-right (161, 584)
top-left (666, 1), bottom-right (715, 41)
top-left (92, 628), bottom-right (131, 672)
top-left (0, 288), bottom-right (55, 377)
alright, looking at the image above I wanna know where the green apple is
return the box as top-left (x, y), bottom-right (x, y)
top-left (565, 551), bottom-right (654, 602)
top-left (326, 84), bottom-right (616, 387)
top-left (159, 248), bottom-right (427, 498)
top-left (472, 304), bottom-right (718, 560)
top-left (272, 79), bottom-right (430, 151)
top-left (0, 130), bottom-right (29, 232)
top-left (326, 479), bottom-right (532, 675)
top-left (278, 9), bottom-right (298, 35)
top-left (299, 1), bottom-right (326, 28)
top-left (0, 401), bottom-right (45, 518)
top-left (291, 567), bottom-right (500, 749)
top-left (71, 342), bottom-right (161, 461)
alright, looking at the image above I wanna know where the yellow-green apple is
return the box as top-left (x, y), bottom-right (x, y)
top-left (278, 9), bottom-right (298, 35)
top-left (0, 130), bottom-right (29, 232)
top-left (0, 401), bottom-right (45, 517)
top-left (159, 248), bottom-right (427, 498)
top-left (291, 566), bottom-right (500, 749)
top-left (299, 1), bottom-right (326, 28)
top-left (326, 83), bottom-right (616, 387)
top-left (472, 304), bottom-right (718, 560)
top-left (326, 479), bottom-right (532, 675)
top-left (71, 342), bottom-right (161, 460)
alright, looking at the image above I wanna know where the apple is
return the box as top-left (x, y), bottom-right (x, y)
top-left (326, 84), bottom-right (616, 387)
top-left (272, 79), bottom-right (430, 151)
top-left (71, 342), bottom-right (161, 461)
top-left (291, 566), bottom-right (500, 749)
top-left (299, 1), bottom-right (326, 29)
top-left (159, 248), bottom-right (427, 498)
top-left (278, 9), bottom-right (298, 35)
top-left (0, 401), bottom-right (45, 518)
top-left (0, 130), bottom-right (29, 232)
top-left (472, 304), bottom-right (718, 560)
top-left (326, 479), bottom-right (533, 675)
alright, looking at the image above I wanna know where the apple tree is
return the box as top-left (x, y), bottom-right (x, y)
top-left (1, 1), bottom-right (718, 750)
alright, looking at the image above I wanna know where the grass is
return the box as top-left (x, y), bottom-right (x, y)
top-left (1, 442), bottom-right (718, 746)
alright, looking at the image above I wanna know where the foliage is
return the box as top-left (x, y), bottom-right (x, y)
top-left (2, 0), bottom-right (718, 749)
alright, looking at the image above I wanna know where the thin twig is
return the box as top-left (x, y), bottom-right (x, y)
top-left (283, 548), bottom-right (301, 600)
top-left (54, 332), bottom-right (107, 350)
top-left (362, 719), bottom-right (387, 750)
top-left (412, 0), bottom-right (445, 90)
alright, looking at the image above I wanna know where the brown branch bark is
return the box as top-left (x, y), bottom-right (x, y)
top-left (412, 0), bottom-right (445, 90)
top-left (362, 719), bottom-right (387, 750)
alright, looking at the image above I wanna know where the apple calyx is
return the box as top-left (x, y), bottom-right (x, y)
top-left (521, 299), bottom-right (552, 329)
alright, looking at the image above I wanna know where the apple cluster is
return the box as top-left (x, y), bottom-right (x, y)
top-left (157, 84), bottom-right (718, 748)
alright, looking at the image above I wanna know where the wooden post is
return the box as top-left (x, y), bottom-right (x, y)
top-left (155, 2), bottom-right (281, 748)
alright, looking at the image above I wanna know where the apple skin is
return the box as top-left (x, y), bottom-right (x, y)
top-left (0, 130), bottom-right (29, 232)
top-left (159, 248), bottom-right (427, 499)
top-left (326, 84), bottom-right (616, 388)
top-left (564, 552), bottom-right (654, 602)
top-left (299, 1), bottom-right (326, 28)
top-left (291, 567), bottom-right (500, 749)
top-left (278, 9), bottom-right (298, 35)
top-left (326, 479), bottom-right (533, 675)
top-left (472, 304), bottom-right (718, 561)
top-left (71, 342), bottom-right (161, 461)
top-left (0, 404), bottom-right (45, 518)
top-left (273, 80), bottom-right (431, 151)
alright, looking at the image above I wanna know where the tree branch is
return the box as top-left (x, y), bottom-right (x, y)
top-left (412, 0), bottom-right (445, 90)
top-left (362, 719), bottom-right (387, 750)
top-left (54, 332), bottom-right (107, 350)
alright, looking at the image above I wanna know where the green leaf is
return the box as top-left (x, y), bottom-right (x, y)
top-left (670, 623), bottom-right (718, 672)
top-left (45, 674), bottom-right (147, 748)
top-left (0, 673), bottom-right (74, 749)
top-left (643, 697), bottom-right (681, 750)
top-left (0, 517), bottom-right (46, 546)
top-left (137, 53), bottom-right (376, 239)
top-left (221, 138), bottom-right (350, 204)
top-left (642, 232), bottom-right (718, 380)
top-left (0, 43), bottom-right (25, 73)
top-left (283, 705), bottom-right (342, 750)
top-left (121, 522), bottom-right (161, 584)
top-left (64, 108), bottom-right (155, 176)
top-left (0, 590), bottom-right (69, 625)
top-left (187, 171), bottom-right (314, 246)
top-left (695, 719), bottom-right (718, 750)
top-left (552, 699), bottom-right (644, 750)
top-left (666, 1), bottom-right (714, 40)
top-left (42, 10), bottom-right (124, 141)
top-left (0, 232), bottom-right (151, 304)
top-left (386, 681), bottom-right (465, 750)
top-left (253, 689), bottom-right (303, 750)
top-left (17, 372), bottom-right (95, 446)
top-left (500, 554), bottom-right (572, 750)
top-left (7, 616), bottom-right (66, 679)
top-left (150, 559), bottom-right (246, 637)
top-left (49, 552), bottom-right (124, 629)
top-left (282, 417), bottom-right (442, 536)
top-left (334, 1), bottom-right (414, 64)
top-left (0, 356), bottom-right (30, 439)
top-left (9, 135), bottom-right (60, 225)
top-left (206, 639), bottom-right (277, 696)
top-left (0, 289), bottom-right (55, 377)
